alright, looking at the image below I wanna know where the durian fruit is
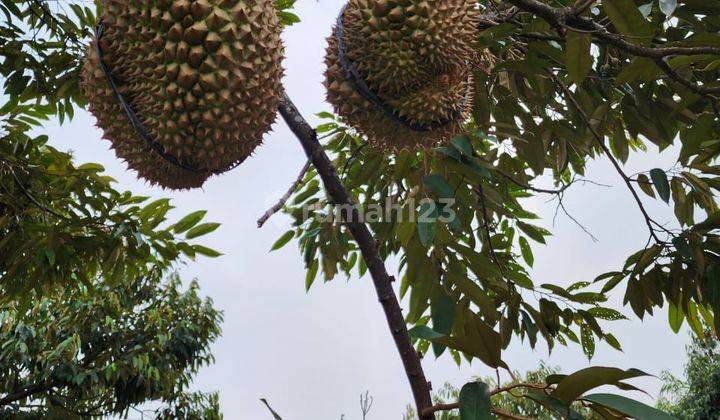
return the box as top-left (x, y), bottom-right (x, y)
top-left (82, 0), bottom-right (283, 189)
top-left (324, 0), bottom-right (479, 151)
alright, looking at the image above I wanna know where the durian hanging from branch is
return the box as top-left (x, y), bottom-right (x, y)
top-left (325, 0), bottom-right (480, 151)
top-left (82, 0), bottom-right (284, 189)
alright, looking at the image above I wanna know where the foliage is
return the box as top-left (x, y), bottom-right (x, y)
top-left (273, 0), bottom-right (720, 416)
top-left (657, 333), bottom-right (720, 419)
top-left (0, 0), bottom-right (91, 121)
top-left (277, 0), bottom-right (720, 368)
top-left (0, 94), bottom-right (224, 419)
top-left (0, 115), bottom-right (223, 298)
top-left (403, 364), bottom-right (596, 419)
top-left (1, 1), bottom-right (226, 416)
top-left (0, 273), bottom-right (222, 419)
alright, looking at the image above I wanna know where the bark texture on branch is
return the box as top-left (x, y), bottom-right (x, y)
top-left (277, 90), bottom-right (435, 419)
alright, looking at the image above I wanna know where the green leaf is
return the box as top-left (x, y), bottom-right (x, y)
top-left (524, 391), bottom-right (585, 420)
top-left (423, 174), bottom-right (454, 200)
top-left (603, 0), bottom-right (653, 45)
top-left (611, 124), bottom-right (630, 163)
top-left (693, 211), bottom-right (720, 232)
top-left (583, 394), bottom-right (677, 419)
top-left (637, 174), bottom-right (655, 198)
top-left (192, 245), bottom-right (222, 257)
top-left (451, 135), bottom-right (474, 157)
top-left (668, 302), bottom-right (685, 333)
top-left (305, 259), bottom-right (319, 291)
top-left (408, 325), bottom-right (447, 341)
top-left (516, 222), bottom-right (549, 244)
top-left (185, 223), bottom-right (221, 239)
top-left (271, 230), bottom-right (295, 251)
top-left (581, 323), bottom-right (595, 359)
top-left (173, 210), bottom-right (207, 233)
top-left (77, 163), bottom-right (105, 172)
top-left (566, 30), bottom-right (592, 85)
top-left (552, 367), bottom-right (650, 404)
top-left (519, 236), bottom-right (534, 267)
top-left (418, 201), bottom-right (438, 248)
top-left (431, 292), bottom-right (456, 357)
top-left (458, 382), bottom-right (492, 420)
top-left (707, 264), bottom-right (720, 308)
top-left (587, 307), bottom-right (627, 320)
top-left (650, 169), bottom-right (670, 203)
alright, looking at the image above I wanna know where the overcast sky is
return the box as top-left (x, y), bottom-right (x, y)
top-left (40, 1), bottom-right (691, 418)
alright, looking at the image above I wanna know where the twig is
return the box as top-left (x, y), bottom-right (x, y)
top-left (552, 191), bottom-right (599, 242)
top-left (493, 408), bottom-right (532, 420)
top-left (6, 163), bottom-right (69, 221)
top-left (341, 142), bottom-right (368, 179)
top-left (256, 160), bottom-right (310, 228)
top-left (422, 402), bottom-right (459, 416)
top-left (571, 0), bottom-right (596, 16)
top-left (492, 382), bottom-right (547, 395)
top-left (654, 57), bottom-right (720, 96)
top-left (548, 72), bottom-right (666, 245)
top-left (420, 382), bottom-right (545, 418)
top-left (495, 168), bottom-right (573, 194)
top-left (477, 184), bottom-right (505, 276)
top-left (277, 90), bottom-right (435, 419)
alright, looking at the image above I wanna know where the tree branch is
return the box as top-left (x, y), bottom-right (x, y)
top-left (548, 72), bottom-right (667, 244)
top-left (0, 383), bottom-right (51, 406)
top-left (277, 90), bottom-right (435, 419)
top-left (507, 0), bottom-right (720, 99)
top-left (256, 160), bottom-right (310, 228)
top-left (571, 0), bottom-right (596, 16)
top-left (495, 168), bottom-right (573, 194)
top-left (493, 408), bottom-right (533, 420)
top-left (477, 184), bottom-right (506, 276)
top-left (420, 382), bottom-right (547, 417)
top-left (654, 58), bottom-right (720, 96)
top-left (508, 0), bottom-right (720, 58)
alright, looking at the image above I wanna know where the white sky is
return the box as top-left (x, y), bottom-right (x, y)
top-left (41, 1), bottom-right (690, 418)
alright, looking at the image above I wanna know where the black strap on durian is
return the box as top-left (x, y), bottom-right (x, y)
top-left (334, 5), bottom-right (467, 133)
top-left (94, 23), bottom-right (242, 175)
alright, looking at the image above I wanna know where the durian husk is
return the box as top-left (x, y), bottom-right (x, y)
top-left (342, 0), bottom-right (479, 93)
top-left (81, 0), bottom-right (284, 189)
top-left (324, 0), bottom-right (478, 151)
top-left (325, 33), bottom-right (472, 151)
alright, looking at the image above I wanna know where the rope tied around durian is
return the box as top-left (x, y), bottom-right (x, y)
top-left (93, 23), bottom-right (242, 176)
top-left (334, 5), bottom-right (469, 133)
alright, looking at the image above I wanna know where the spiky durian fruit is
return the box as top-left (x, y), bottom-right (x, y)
top-left (324, 0), bottom-right (478, 151)
top-left (82, 0), bottom-right (283, 189)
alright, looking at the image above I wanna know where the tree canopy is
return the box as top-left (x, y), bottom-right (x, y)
top-left (1, 1), bottom-right (225, 414)
top-left (658, 332), bottom-right (720, 419)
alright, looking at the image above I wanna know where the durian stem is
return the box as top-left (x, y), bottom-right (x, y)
top-left (277, 90), bottom-right (436, 420)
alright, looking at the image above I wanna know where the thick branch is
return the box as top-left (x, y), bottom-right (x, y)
top-left (277, 90), bottom-right (435, 419)
top-left (507, 0), bottom-right (720, 97)
top-left (508, 0), bottom-right (720, 56)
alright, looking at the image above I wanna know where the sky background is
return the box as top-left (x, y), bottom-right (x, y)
top-left (40, 1), bottom-right (691, 418)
